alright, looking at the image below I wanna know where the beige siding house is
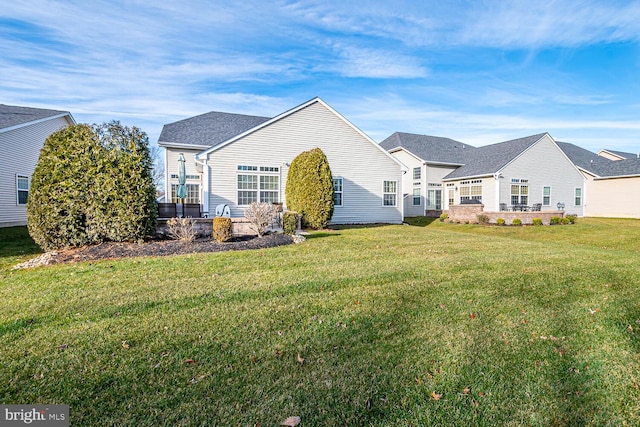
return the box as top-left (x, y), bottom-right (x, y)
top-left (159, 98), bottom-right (405, 224)
top-left (0, 105), bottom-right (75, 227)
top-left (558, 142), bottom-right (640, 218)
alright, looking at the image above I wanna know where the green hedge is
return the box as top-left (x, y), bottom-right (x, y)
top-left (283, 212), bottom-right (299, 235)
top-left (27, 122), bottom-right (157, 251)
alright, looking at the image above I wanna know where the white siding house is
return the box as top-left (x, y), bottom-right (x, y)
top-left (382, 132), bottom-right (587, 217)
top-left (0, 105), bottom-right (75, 227)
top-left (160, 98), bottom-right (405, 224)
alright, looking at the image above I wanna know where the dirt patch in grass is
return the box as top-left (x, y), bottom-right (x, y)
top-left (14, 234), bottom-right (295, 268)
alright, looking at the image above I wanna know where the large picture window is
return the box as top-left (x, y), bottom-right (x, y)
top-left (383, 180), bottom-right (397, 206)
top-left (236, 165), bottom-right (280, 206)
top-left (510, 179), bottom-right (529, 205)
top-left (171, 184), bottom-right (200, 204)
top-left (333, 178), bottom-right (343, 207)
top-left (16, 175), bottom-right (29, 205)
top-left (460, 180), bottom-right (482, 202)
top-left (427, 189), bottom-right (442, 210)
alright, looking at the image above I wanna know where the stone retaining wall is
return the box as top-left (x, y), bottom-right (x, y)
top-left (157, 218), bottom-right (271, 238)
top-left (447, 204), bottom-right (565, 225)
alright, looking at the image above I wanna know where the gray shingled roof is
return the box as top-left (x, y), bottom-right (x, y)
top-left (379, 132), bottom-right (474, 164)
top-left (444, 133), bottom-right (547, 180)
top-left (158, 111), bottom-right (271, 148)
top-left (595, 158), bottom-right (640, 177)
top-left (602, 149), bottom-right (638, 159)
top-left (558, 141), bottom-right (640, 177)
top-left (0, 104), bottom-right (69, 130)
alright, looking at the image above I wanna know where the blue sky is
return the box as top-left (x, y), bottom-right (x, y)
top-left (2, 0), bottom-right (640, 152)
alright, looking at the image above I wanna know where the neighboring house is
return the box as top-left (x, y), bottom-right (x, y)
top-left (381, 132), bottom-right (586, 216)
top-left (158, 97), bottom-right (405, 224)
top-left (379, 132), bottom-right (472, 217)
top-left (0, 105), bottom-right (75, 227)
top-left (559, 142), bottom-right (640, 218)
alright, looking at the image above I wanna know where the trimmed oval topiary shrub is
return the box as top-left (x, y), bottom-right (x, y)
top-left (439, 213), bottom-right (448, 222)
top-left (213, 217), bottom-right (233, 242)
top-left (285, 148), bottom-right (334, 229)
top-left (512, 218), bottom-right (522, 226)
top-left (283, 211), bottom-right (300, 235)
top-left (496, 218), bottom-right (505, 226)
top-left (532, 218), bottom-right (543, 226)
top-left (550, 216), bottom-right (562, 225)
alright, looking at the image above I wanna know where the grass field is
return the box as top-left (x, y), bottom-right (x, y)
top-left (1, 218), bottom-right (639, 426)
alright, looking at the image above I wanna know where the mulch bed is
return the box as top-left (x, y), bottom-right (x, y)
top-left (15, 234), bottom-right (295, 268)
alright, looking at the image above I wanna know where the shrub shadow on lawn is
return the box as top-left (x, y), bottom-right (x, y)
top-left (403, 216), bottom-right (439, 227)
top-left (0, 226), bottom-right (42, 259)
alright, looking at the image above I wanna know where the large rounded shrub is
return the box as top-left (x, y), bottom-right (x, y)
top-left (27, 124), bottom-right (100, 251)
top-left (27, 122), bottom-right (157, 251)
top-left (285, 148), bottom-right (334, 229)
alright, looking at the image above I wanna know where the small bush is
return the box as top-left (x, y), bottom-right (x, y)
top-left (496, 218), bottom-right (505, 226)
top-left (283, 211), bottom-right (300, 235)
top-left (439, 213), bottom-right (449, 222)
top-left (166, 217), bottom-right (197, 242)
top-left (213, 217), bottom-right (233, 243)
top-left (512, 218), bottom-right (522, 226)
top-left (245, 202), bottom-right (277, 237)
top-left (550, 216), bottom-right (561, 225)
top-left (532, 218), bottom-right (543, 226)
top-left (561, 217), bottom-right (571, 225)
top-left (477, 214), bottom-right (490, 224)
top-left (566, 214), bottom-right (578, 224)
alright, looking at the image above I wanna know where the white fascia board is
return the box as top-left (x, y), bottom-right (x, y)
top-left (0, 112), bottom-right (75, 134)
top-left (158, 141), bottom-right (210, 150)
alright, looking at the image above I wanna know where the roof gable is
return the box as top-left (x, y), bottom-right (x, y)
top-left (195, 97), bottom-right (405, 169)
top-left (158, 111), bottom-right (271, 148)
top-left (379, 132), bottom-right (473, 165)
top-left (598, 149), bottom-right (638, 160)
top-left (444, 133), bottom-right (547, 180)
top-left (0, 104), bottom-right (72, 132)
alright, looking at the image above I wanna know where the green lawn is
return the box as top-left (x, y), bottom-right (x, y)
top-left (1, 219), bottom-right (639, 426)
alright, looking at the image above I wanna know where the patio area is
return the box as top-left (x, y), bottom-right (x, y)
top-left (448, 202), bottom-right (565, 225)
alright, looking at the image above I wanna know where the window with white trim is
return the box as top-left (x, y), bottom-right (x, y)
top-left (16, 175), bottom-right (29, 205)
top-left (427, 189), bottom-right (442, 210)
top-left (413, 167), bottom-right (421, 180)
top-left (412, 188), bottom-right (421, 206)
top-left (510, 178), bottom-right (529, 205)
top-left (236, 165), bottom-right (280, 206)
top-left (333, 178), bottom-right (343, 207)
top-left (171, 184), bottom-right (200, 204)
top-left (383, 180), bottom-right (397, 206)
top-left (543, 186), bottom-right (551, 206)
top-left (460, 180), bottom-right (483, 202)
top-left (574, 187), bottom-right (582, 206)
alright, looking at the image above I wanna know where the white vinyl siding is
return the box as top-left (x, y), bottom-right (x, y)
top-left (0, 115), bottom-right (73, 227)
top-left (203, 100), bottom-right (403, 223)
top-left (500, 134), bottom-right (585, 216)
